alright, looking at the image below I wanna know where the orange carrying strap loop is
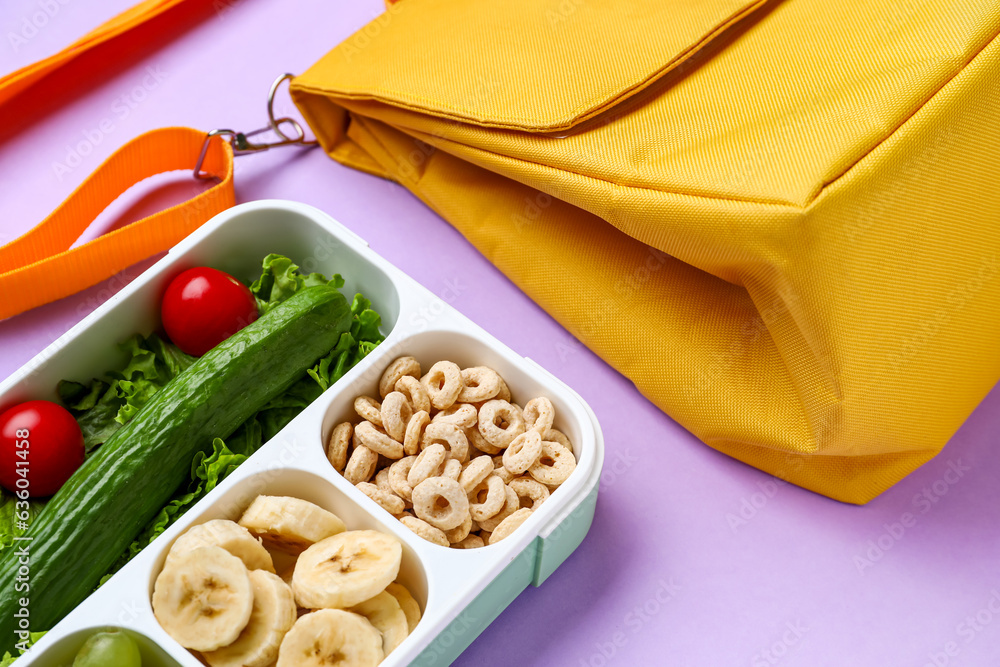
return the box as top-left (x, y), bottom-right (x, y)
top-left (0, 128), bottom-right (234, 321)
top-left (0, 0), bottom-right (235, 321)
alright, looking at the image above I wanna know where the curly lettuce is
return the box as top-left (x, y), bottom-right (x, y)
top-left (58, 334), bottom-right (197, 453)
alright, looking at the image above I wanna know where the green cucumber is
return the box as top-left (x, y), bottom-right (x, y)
top-left (0, 285), bottom-right (353, 652)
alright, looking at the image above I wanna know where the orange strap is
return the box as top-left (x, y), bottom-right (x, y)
top-left (0, 0), bottom-right (235, 321)
top-left (0, 128), bottom-right (234, 320)
top-left (0, 0), bottom-right (196, 108)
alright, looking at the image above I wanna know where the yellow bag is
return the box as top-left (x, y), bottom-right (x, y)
top-left (290, 0), bottom-right (1000, 503)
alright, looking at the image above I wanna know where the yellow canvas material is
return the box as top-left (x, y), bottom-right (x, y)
top-left (290, 0), bottom-right (1000, 504)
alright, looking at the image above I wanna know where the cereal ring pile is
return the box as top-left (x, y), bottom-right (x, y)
top-left (327, 357), bottom-right (577, 549)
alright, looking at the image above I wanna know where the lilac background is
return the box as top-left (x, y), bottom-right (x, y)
top-left (2, 1), bottom-right (999, 665)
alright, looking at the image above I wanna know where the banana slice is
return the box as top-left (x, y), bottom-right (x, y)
top-left (350, 591), bottom-right (409, 656)
top-left (167, 519), bottom-right (274, 573)
top-left (152, 546), bottom-right (253, 652)
top-left (292, 530), bottom-right (402, 609)
top-left (239, 495), bottom-right (347, 554)
top-left (202, 570), bottom-right (297, 667)
top-left (277, 609), bottom-right (383, 667)
top-left (385, 582), bottom-right (422, 633)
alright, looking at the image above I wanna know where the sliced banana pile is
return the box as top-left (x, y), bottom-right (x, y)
top-left (152, 496), bottom-right (422, 667)
top-left (328, 356), bottom-right (578, 549)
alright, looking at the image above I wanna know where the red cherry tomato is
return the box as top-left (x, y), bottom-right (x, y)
top-left (161, 267), bottom-right (259, 356)
top-left (0, 400), bottom-right (85, 497)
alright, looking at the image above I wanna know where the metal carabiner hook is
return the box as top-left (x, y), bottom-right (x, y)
top-left (194, 73), bottom-right (316, 179)
top-left (267, 73), bottom-right (315, 145)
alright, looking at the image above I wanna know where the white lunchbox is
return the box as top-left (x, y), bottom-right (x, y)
top-left (2, 200), bottom-right (605, 666)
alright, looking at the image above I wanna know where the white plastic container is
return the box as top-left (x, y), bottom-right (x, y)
top-left (2, 200), bottom-right (605, 666)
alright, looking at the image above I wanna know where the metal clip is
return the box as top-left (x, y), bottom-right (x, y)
top-left (194, 74), bottom-right (317, 179)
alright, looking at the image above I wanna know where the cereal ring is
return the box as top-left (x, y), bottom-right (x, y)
top-left (543, 427), bottom-right (573, 455)
top-left (379, 356), bottom-right (421, 398)
top-left (459, 456), bottom-right (494, 494)
top-left (489, 508), bottom-right (533, 545)
top-left (412, 477), bottom-right (470, 531)
top-left (388, 456), bottom-right (416, 501)
top-left (356, 482), bottom-right (406, 515)
top-left (403, 410), bottom-right (430, 457)
top-left (495, 376), bottom-right (511, 403)
top-left (453, 534), bottom-right (485, 549)
top-left (528, 440), bottom-right (576, 486)
top-left (420, 361), bottom-right (463, 411)
top-left (344, 445), bottom-right (378, 484)
top-left (431, 403), bottom-right (478, 430)
top-left (523, 397), bottom-right (555, 435)
top-left (373, 468), bottom-right (391, 493)
top-left (354, 396), bottom-right (383, 427)
top-left (478, 530), bottom-right (492, 543)
top-left (355, 420), bottom-right (404, 459)
top-left (468, 475), bottom-right (506, 522)
top-left (502, 430), bottom-right (543, 475)
top-left (422, 423), bottom-right (469, 462)
top-left (380, 391), bottom-right (413, 442)
top-left (443, 459), bottom-right (462, 481)
top-left (400, 516), bottom-right (448, 547)
top-left (394, 375), bottom-right (430, 415)
top-left (478, 484), bottom-right (519, 532)
top-left (445, 512), bottom-right (473, 544)
top-left (326, 422), bottom-right (352, 472)
top-left (478, 400), bottom-right (526, 449)
top-left (457, 367), bottom-right (502, 403)
top-left (465, 425), bottom-right (502, 455)
top-left (407, 444), bottom-right (447, 488)
top-left (492, 456), bottom-right (517, 484)
top-left (509, 476), bottom-right (550, 510)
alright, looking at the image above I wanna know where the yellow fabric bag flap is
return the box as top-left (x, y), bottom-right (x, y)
top-left (291, 0), bottom-right (1000, 504)
top-left (293, 0), bottom-right (764, 132)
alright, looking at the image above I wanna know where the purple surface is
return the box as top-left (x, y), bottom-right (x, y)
top-left (1, 1), bottom-right (999, 665)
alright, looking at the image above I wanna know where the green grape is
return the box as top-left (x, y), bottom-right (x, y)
top-left (72, 629), bottom-right (141, 667)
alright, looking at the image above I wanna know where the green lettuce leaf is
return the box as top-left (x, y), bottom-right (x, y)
top-left (57, 379), bottom-right (119, 454)
top-left (250, 253), bottom-right (345, 315)
top-left (57, 333), bottom-right (196, 452)
top-left (0, 631), bottom-right (45, 666)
